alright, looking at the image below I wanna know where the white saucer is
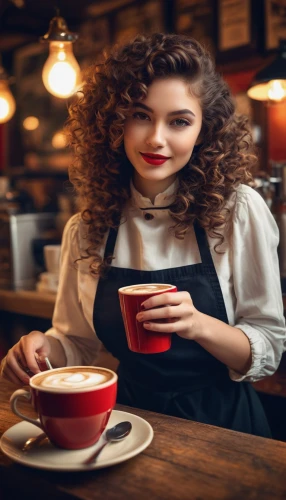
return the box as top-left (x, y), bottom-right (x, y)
top-left (0, 410), bottom-right (153, 471)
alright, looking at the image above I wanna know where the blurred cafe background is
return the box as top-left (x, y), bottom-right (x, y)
top-left (1, 0), bottom-right (286, 439)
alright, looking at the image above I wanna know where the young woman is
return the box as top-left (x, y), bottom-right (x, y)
top-left (2, 33), bottom-right (285, 436)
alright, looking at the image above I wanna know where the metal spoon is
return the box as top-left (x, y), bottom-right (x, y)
top-left (83, 421), bottom-right (132, 465)
top-left (44, 357), bottom-right (53, 370)
top-left (22, 432), bottom-right (48, 452)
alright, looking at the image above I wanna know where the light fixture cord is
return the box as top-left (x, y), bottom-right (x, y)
top-left (54, 0), bottom-right (60, 17)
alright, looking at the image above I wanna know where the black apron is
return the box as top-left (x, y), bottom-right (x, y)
top-left (93, 221), bottom-right (271, 437)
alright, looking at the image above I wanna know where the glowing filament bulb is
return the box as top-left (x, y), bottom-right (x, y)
top-left (0, 81), bottom-right (16, 124)
top-left (42, 42), bottom-right (81, 98)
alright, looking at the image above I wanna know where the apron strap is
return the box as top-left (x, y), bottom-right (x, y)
top-left (104, 227), bottom-right (118, 259)
top-left (194, 220), bottom-right (229, 322)
top-left (193, 220), bottom-right (215, 268)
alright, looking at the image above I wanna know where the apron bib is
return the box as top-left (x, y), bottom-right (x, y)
top-left (93, 222), bottom-right (271, 437)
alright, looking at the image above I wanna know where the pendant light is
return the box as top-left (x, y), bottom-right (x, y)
top-left (247, 40), bottom-right (286, 102)
top-left (40, 11), bottom-right (81, 99)
top-left (0, 59), bottom-right (16, 124)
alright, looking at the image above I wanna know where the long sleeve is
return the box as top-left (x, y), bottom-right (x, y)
top-left (229, 186), bottom-right (286, 382)
top-left (45, 214), bottom-right (101, 366)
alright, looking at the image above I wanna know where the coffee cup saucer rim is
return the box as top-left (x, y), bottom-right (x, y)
top-left (0, 410), bottom-right (154, 471)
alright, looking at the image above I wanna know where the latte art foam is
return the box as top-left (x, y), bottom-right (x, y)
top-left (121, 284), bottom-right (174, 295)
top-left (32, 367), bottom-right (113, 392)
top-left (39, 371), bottom-right (108, 389)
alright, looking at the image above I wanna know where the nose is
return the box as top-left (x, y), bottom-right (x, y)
top-left (146, 123), bottom-right (166, 148)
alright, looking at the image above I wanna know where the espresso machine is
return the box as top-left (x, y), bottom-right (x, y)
top-left (263, 161), bottom-right (286, 292)
top-left (0, 212), bottom-right (57, 290)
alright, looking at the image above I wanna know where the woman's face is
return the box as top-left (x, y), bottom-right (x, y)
top-left (124, 77), bottom-right (203, 199)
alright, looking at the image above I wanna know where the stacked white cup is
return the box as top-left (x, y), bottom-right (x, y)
top-left (36, 245), bottom-right (61, 293)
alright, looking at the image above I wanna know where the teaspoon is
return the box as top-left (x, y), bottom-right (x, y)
top-left (83, 421), bottom-right (132, 465)
top-left (22, 432), bottom-right (48, 452)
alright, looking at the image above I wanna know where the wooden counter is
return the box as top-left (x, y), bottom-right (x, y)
top-left (0, 289), bottom-right (55, 320)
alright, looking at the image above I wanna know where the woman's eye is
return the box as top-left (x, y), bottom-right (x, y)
top-left (133, 112), bottom-right (150, 121)
top-left (172, 118), bottom-right (190, 127)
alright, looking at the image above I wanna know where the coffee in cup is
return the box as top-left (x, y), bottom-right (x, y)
top-left (118, 283), bottom-right (177, 354)
top-left (32, 366), bottom-right (113, 390)
top-left (10, 366), bottom-right (117, 450)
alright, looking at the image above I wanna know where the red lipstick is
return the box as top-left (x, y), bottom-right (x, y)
top-left (140, 152), bottom-right (170, 165)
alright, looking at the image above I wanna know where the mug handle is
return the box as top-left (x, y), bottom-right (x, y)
top-left (10, 389), bottom-right (42, 429)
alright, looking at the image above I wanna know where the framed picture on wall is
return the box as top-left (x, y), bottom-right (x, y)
top-left (174, 0), bottom-right (216, 56)
top-left (264, 0), bottom-right (286, 51)
top-left (218, 0), bottom-right (251, 51)
top-left (216, 0), bottom-right (259, 63)
top-left (114, 0), bottom-right (164, 43)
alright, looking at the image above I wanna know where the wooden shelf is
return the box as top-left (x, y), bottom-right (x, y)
top-left (0, 289), bottom-right (55, 319)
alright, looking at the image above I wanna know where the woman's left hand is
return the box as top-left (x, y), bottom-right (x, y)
top-left (136, 291), bottom-right (203, 340)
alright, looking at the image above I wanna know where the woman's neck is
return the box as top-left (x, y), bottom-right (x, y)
top-left (133, 174), bottom-right (177, 204)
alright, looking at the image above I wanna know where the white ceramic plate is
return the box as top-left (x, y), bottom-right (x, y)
top-left (0, 410), bottom-right (153, 471)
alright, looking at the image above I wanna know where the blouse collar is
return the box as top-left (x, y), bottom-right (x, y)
top-left (130, 179), bottom-right (178, 209)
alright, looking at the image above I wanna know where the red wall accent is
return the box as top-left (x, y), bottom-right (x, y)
top-left (223, 70), bottom-right (257, 94)
top-left (224, 70), bottom-right (286, 164)
top-left (0, 124), bottom-right (6, 172)
top-left (268, 102), bottom-right (286, 162)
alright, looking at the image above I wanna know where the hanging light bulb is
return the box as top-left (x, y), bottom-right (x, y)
top-left (0, 64), bottom-right (16, 124)
top-left (42, 41), bottom-right (81, 98)
top-left (40, 13), bottom-right (81, 99)
top-left (247, 40), bottom-right (286, 102)
top-left (267, 80), bottom-right (286, 102)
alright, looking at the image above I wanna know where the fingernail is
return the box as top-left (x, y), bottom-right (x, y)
top-left (141, 303), bottom-right (146, 309)
top-left (137, 313), bottom-right (144, 322)
top-left (143, 322), bottom-right (150, 327)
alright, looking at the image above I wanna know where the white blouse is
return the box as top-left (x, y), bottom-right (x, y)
top-left (46, 182), bottom-right (286, 382)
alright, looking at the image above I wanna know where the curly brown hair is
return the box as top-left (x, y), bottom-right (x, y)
top-left (66, 32), bottom-right (256, 276)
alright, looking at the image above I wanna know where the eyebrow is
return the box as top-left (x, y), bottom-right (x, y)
top-left (133, 102), bottom-right (196, 118)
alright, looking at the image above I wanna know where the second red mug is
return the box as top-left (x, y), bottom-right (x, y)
top-left (118, 283), bottom-right (177, 354)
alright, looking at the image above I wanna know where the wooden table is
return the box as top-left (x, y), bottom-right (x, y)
top-left (1, 379), bottom-right (286, 499)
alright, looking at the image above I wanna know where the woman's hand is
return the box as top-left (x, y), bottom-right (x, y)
top-left (136, 291), bottom-right (203, 340)
top-left (0, 331), bottom-right (51, 385)
top-left (137, 291), bottom-right (253, 375)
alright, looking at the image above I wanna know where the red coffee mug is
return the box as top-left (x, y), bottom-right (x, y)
top-left (118, 283), bottom-right (177, 354)
top-left (10, 366), bottom-right (117, 450)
